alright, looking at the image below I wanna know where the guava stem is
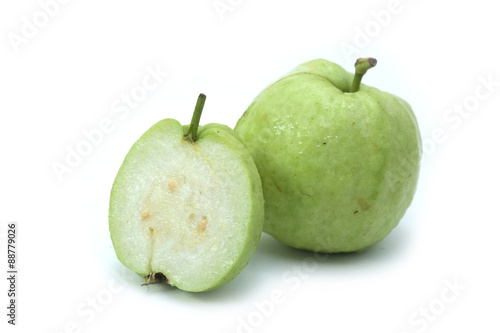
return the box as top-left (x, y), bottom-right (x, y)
top-left (350, 58), bottom-right (377, 93)
top-left (186, 93), bottom-right (206, 142)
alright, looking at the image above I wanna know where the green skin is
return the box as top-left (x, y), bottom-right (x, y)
top-left (109, 94), bottom-right (264, 292)
top-left (235, 59), bottom-right (422, 253)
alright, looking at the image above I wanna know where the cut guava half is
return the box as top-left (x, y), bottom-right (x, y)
top-left (109, 94), bottom-right (264, 292)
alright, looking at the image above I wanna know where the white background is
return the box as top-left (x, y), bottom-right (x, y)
top-left (1, 0), bottom-right (499, 332)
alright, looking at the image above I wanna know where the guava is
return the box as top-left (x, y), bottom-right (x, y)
top-left (235, 58), bottom-right (421, 252)
top-left (109, 94), bottom-right (264, 291)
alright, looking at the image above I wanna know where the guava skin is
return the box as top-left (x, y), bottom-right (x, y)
top-left (235, 59), bottom-right (422, 253)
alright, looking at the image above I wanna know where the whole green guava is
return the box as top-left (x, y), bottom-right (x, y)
top-left (235, 58), bottom-right (421, 253)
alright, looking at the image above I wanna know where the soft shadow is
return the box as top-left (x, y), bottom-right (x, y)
top-left (252, 220), bottom-right (414, 269)
top-left (107, 218), bottom-right (413, 303)
top-left (189, 224), bottom-right (412, 301)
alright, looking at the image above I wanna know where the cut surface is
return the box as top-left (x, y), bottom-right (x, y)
top-left (109, 120), bottom-right (263, 291)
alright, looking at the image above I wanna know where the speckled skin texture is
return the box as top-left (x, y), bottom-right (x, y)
top-left (235, 59), bottom-right (422, 253)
